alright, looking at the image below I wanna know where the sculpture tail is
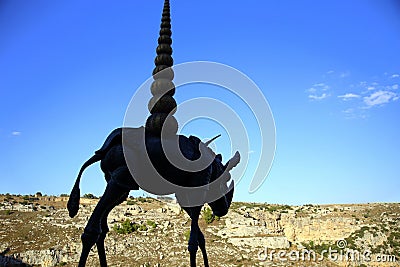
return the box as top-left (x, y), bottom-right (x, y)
top-left (67, 154), bottom-right (102, 218)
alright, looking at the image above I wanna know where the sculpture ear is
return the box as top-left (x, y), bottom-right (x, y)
top-left (225, 151), bottom-right (240, 172)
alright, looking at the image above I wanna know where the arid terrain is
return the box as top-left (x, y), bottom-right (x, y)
top-left (0, 194), bottom-right (399, 267)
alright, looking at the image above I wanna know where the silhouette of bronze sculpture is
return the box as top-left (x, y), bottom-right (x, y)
top-left (67, 1), bottom-right (240, 266)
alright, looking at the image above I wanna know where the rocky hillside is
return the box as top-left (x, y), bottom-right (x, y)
top-left (0, 194), bottom-right (399, 267)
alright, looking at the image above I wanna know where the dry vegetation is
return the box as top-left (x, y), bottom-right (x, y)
top-left (1, 194), bottom-right (399, 267)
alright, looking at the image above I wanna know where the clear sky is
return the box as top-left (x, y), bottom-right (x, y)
top-left (1, 0), bottom-right (399, 205)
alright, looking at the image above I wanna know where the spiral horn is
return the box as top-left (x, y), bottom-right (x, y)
top-left (145, 0), bottom-right (178, 136)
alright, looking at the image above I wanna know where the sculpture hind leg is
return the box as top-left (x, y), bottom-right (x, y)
top-left (96, 191), bottom-right (129, 267)
top-left (78, 181), bottom-right (128, 267)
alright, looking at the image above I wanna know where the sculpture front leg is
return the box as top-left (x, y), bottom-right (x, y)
top-left (184, 206), bottom-right (203, 267)
top-left (197, 229), bottom-right (209, 267)
top-left (188, 223), bottom-right (199, 266)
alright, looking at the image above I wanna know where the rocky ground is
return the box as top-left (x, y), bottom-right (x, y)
top-left (0, 194), bottom-right (399, 267)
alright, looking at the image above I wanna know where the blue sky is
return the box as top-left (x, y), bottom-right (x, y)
top-left (1, 0), bottom-right (399, 205)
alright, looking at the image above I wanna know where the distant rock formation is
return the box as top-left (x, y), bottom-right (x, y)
top-left (0, 195), bottom-right (399, 266)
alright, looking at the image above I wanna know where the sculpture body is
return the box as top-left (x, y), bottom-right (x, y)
top-left (68, 127), bottom-right (240, 267)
